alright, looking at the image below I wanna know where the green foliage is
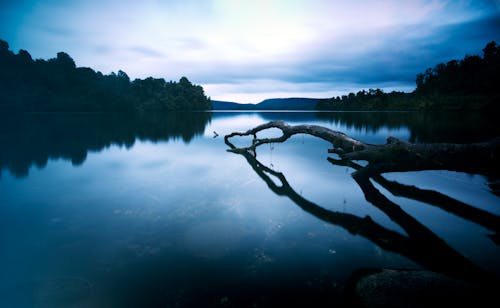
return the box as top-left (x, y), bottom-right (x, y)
top-left (0, 39), bottom-right (211, 112)
top-left (416, 42), bottom-right (500, 96)
top-left (316, 89), bottom-right (416, 111)
top-left (317, 41), bottom-right (499, 111)
top-left (413, 41), bottom-right (499, 110)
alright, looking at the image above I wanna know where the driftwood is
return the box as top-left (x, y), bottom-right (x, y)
top-left (224, 121), bottom-right (500, 285)
top-left (224, 120), bottom-right (500, 177)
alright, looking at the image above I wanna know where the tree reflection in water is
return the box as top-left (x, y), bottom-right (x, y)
top-left (0, 112), bottom-right (211, 177)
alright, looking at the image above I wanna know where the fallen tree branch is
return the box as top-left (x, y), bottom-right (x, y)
top-left (224, 120), bottom-right (368, 155)
top-left (224, 120), bottom-right (500, 284)
top-left (225, 120), bottom-right (500, 176)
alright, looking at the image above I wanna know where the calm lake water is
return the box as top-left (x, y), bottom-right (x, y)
top-left (0, 111), bottom-right (498, 307)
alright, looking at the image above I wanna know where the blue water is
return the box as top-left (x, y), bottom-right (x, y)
top-left (0, 111), bottom-right (498, 307)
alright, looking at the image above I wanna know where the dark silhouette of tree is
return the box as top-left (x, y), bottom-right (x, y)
top-left (317, 41), bottom-right (500, 111)
top-left (50, 51), bottom-right (76, 69)
top-left (0, 38), bottom-right (211, 112)
top-left (117, 69), bottom-right (130, 83)
top-left (316, 89), bottom-right (414, 111)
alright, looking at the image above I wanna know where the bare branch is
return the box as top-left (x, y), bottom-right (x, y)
top-left (225, 120), bottom-right (368, 154)
top-left (226, 121), bottom-right (500, 176)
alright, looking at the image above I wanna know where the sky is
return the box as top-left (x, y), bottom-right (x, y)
top-left (1, 0), bottom-right (500, 103)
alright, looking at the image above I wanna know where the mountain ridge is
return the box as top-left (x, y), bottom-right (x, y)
top-left (211, 97), bottom-right (323, 110)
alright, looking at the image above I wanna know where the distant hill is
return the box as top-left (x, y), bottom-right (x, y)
top-left (257, 98), bottom-right (322, 110)
top-left (210, 100), bottom-right (255, 110)
top-left (211, 97), bottom-right (324, 110)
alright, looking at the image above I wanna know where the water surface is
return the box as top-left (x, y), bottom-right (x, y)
top-left (0, 111), bottom-right (498, 307)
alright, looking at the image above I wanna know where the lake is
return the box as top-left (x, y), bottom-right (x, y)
top-left (0, 111), bottom-right (498, 307)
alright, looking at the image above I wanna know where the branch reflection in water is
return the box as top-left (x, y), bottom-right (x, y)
top-left (225, 123), bottom-right (500, 288)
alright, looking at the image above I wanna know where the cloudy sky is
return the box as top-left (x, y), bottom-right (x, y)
top-left (1, 0), bottom-right (499, 103)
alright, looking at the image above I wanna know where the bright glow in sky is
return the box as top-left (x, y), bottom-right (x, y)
top-left (1, 0), bottom-right (499, 103)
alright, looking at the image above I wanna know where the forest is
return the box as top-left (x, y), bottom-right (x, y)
top-left (2, 38), bottom-right (498, 113)
top-left (316, 41), bottom-right (500, 111)
top-left (0, 39), bottom-right (211, 112)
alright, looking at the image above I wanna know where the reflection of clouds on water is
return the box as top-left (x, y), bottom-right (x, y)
top-left (0, 112), bottom-right (211, 178)
top-left (139, 159), bottom-right (170, 170)
top-left (112, 207), bottom-right (162, 222)
top-left (205, 113), bottom-right (265, 138)
top-left (240, 178), bottom-right (257, 187)
top-left (219, 196), bottom-right (245, 217)
top-left (183, 220), bottom-right (244, 259)
top-left (1, 111), bottom-right (497, 306)
top-left (164, 200), bottom-right (213, 223)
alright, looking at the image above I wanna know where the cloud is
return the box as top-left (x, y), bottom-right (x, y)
top-left (1, 0), bottom-right (499, 102)
top-left (204, 79), bottom-right (415, 104)
top-left (128, 46), bottom-right (165, 58)
top-left (196, 11), bottom-right (500, 92)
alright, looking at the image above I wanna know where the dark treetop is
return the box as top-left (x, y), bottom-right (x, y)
top-left (0, 39), bottom-right (211, 112)
top-left (317, 41), bottom-right (500, 112)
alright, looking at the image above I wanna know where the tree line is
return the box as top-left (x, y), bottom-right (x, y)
top-left (0, 39), bottom-right (211, 112)
top-left (317, 41), bottom-right (499, 111)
